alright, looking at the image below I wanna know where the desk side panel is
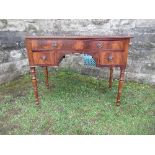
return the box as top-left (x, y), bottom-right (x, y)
top-left (25, 38), bottom-right (34, 66)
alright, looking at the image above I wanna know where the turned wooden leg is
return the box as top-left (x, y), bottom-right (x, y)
top-left (30, 67), bottom-right (39, 105)
top-left (109, 67), bottom-right (113, 89)
top-left (116, 67), bottom-right (125, 106)
top-left (44, 66), bottom-right (49, 89)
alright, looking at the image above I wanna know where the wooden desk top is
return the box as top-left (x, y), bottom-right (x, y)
top-left (25, 35), bottom-right (133, 40)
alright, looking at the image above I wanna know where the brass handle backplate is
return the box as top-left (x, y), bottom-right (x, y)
top-left (52, 42), bottom-right (58, 48)
top-left (108, 55), bottom-right (113, 61)
top-left (41, 55), bottom-right (47, 61)
top-left (96, 42), bottom-right (103, 49)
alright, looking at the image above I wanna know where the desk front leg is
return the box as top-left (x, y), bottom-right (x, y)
top-left (30, 66), bottom-right (39, 105)
top-left (116, 67), bottom-right (125, 106)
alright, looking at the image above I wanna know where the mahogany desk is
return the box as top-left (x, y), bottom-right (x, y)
top-left (25, 36), bottom-right (132, 106)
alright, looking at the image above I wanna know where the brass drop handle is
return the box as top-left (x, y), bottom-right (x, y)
top-left (52, 42), bottom-right (58, 48)
top-left (96, 42), bottom-right (103, 48)
top-left (41, 55), bottom-right (47, 61)
top-left (108, 54), bottom-right (113, 61)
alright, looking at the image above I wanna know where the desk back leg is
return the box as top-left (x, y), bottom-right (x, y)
top-left (30, 67), bottom-right (39, 105)
top-left (109, 67), bottom-right (113, 89)
top-left (116, 67), bottom-right (125, 106)
top-left (44, 66), bottom-right (49, 89)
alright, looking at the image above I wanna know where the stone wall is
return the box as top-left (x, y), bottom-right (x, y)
top-left (0, 19), bottom-right (155, 84)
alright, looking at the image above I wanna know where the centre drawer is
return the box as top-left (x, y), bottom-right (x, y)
top-left (32, 52), bottom-right (55, 65)
top-left (31, 39), bottom-right (125, 53)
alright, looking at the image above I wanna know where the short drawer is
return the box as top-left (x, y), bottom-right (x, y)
top-left (31, 39), bottom-right (63, 50)
top-left (99, 51), bottom-right (126, 65)
top-left (92, 41), bottom-right (124, 51)
top-left (32, 52), bottom-right (55, 65)
top-left (31, 39), bottom-right (86, 51)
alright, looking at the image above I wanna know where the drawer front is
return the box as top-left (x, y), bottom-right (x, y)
top-left (92, 41), bottom-right (124, 51)
top-left (31, 39), bottom-right (87, 51)
top-left (31, 40), bottom-right (63, 50)
top-left (33, 52), bottom-right (55, 65)
top-left (31, 39), bottom-right (124, 52)
top-left (99, 51), bottom-right (125, 65)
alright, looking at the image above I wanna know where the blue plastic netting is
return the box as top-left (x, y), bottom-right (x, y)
top-left (83, 54), bottom-right (96, 66)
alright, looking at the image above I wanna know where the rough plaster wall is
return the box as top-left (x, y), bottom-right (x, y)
top-left (0, 19), bottom-right (155, 84)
